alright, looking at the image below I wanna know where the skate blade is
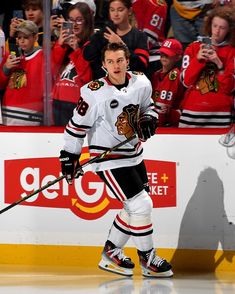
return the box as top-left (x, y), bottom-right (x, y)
top-left (219, 130), bottom-right (235, 147)
top-left (98, 259), bottom-right (133, 277)
top-left (141, 267), bottom-right (173, 278)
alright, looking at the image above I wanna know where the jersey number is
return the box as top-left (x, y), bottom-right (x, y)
top-left (76, 97), bottom-right (89, 116)
top-left (150, 14), bottom-right (164, 30)
top-left (160, 90), bottom-right (173, 101)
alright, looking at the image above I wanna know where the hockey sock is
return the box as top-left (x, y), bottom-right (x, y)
top-left (107, 208), bottom-right (131, 248)
top-left (129, 214), bottom-right (154, 251)
top-left (125, 190), bottom-right (154, 251)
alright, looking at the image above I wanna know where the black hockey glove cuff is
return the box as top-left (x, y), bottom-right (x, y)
top-left (137, 115), bottom-right (157, 141)
top-left (59, 150), bottom-right (84, 185)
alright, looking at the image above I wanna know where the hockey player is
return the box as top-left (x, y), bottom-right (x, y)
top-left (152, 38), bottom-right (185, 127)
top-left (59, 42), bottom-right (173, 278)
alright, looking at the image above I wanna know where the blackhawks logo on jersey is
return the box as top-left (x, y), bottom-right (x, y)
top-left (115, 104), bottom-right (139, 139)
top-left (153, 90), bottom-right (160, 102)
top-left (88, 80), bottom-right (104, 91)
top-left (196, 63), bottom-right (218, 94)
top-left (169, 70), bottom-right (178, 81)
top-left (9, 69), bottom-right (27, 89)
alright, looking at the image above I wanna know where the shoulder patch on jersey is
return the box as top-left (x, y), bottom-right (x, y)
top-left (132, 71), bottom-right (144, 75)
top-left (153, 90), bottom-right (160, 101)
top-left (87, 80), bottom-right (104, 91)
top-left (169, 70), bottom-right (178, 81)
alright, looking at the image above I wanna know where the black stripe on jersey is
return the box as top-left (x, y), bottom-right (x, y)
top-left (70, 118), bottom-right (91, 130)
top-left (2, 108), bottom-right (43, 122)
top-left (91, 148), bottom-right (143, 163)
top-left (131, 229), bottom-right (153, 237)
top-left (90, 144), bottom-right (137, 153)
top-left (181, 112), bottom-right (231, 119)
top-left (114, 221), bottom-right (131, 235)
top-left (179, 120), bottom-right (231, 127)
top-left (65, 128), bottom-right (86, 138)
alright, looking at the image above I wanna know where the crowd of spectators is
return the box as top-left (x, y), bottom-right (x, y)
top-left (0, 0), bottom-right (234, 128)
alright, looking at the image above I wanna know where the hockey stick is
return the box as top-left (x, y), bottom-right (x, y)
top-left (0, 134), bottom-right (137, 215)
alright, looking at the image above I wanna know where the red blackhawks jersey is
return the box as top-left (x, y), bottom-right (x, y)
top-left (132, 0), bottom-right (167, 57)
top-left (52, 43), bottom-right (92, 104)
top-left (152, 67), bottom-right (184, 126)
top-left (0, 49), bottom-right (44, 125)
top-left (63, 71), bottom-right (158, 172)
top-left (180, 41), bottom-right (235, 128)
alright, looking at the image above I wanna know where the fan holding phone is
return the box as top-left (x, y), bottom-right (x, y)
top-left (178, 5), bottom-right (235, 128)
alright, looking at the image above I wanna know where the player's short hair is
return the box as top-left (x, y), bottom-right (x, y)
top-left (101, 42), bottom-right (130, 61)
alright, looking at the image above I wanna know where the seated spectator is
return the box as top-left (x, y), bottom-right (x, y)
top-left (152, 38), bottom-right (185, 127)
top-left (52, 2), bottom-right (94, 126)
top-left (83, 0), bottom-right (149, 79)
top-left (132, 0), bottom-right (168, 78)
top-left (0, 20), bottom-right (44, 125)
top-left (179, 5), bottom-right (235, 128)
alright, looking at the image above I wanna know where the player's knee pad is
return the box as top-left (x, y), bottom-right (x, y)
top-left (124, 190), bottom-right (153, 215)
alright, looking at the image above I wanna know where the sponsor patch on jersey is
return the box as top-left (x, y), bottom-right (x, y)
top-left (110, 99), bottom-right (119, 109)
top-left (87, 80), bottom-right (104, 91)
top-left (132, 71), bottom-right (144, 75)
top-left (169, 70), bottom-right (178, 81)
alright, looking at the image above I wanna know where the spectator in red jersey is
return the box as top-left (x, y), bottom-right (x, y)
top-left (152, 38), bottom-right (185, 127)
top-left (52, 2), bottom-right (94, 126)
top-left (0, 20), bottom-right (44, 125)
top-left (179, 5), bottom-right (235, 128)
top-left (83, 0), bottom-right (149, 79)
top-left (132, 0), bottom-right (168, 79)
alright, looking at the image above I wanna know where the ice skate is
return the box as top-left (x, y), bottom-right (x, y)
top-left (98, 241), bottom-right (135, 277)
top-left (138, 249), bottom-right (173, 278)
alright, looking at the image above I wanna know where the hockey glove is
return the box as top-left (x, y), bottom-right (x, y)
top-left (137, 115), bottom-right (157, 141)
top-left (59, 150), bottom-right (84, 185)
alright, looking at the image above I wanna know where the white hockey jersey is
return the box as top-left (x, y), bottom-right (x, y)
top-left (63, 71), bottom-right (157, 172)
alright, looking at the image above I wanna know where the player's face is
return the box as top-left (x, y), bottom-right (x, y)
top-left (17, 32), bottom-right (38, 53)
top-left (211, 16), bottom-right (229, 44)
top-left (103, 49), bottom-right (129, 84)
top-left (109, 1), bottom-right (130, 26)
top-left (160, 53), bottom-right (178, 71)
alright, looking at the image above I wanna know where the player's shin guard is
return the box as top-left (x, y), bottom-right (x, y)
top-left (99, 240), bottom-right (135, 277)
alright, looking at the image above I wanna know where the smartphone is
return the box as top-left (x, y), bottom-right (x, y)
top-left (13, 10), bottom-right (24, 19)
top-left (51, 8), bottom-right (62, 17)
top-left (104, 20), bottom-right (117, 33)
top-left (199, 36), bottom-right (212, 49)
top-left (9, 43), bottom-right (21, 57)
top-left (62, 21), bottom-right (73, 35)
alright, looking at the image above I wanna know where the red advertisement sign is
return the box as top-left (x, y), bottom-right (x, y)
top-left (4, 154), bottom-right (176, 220)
